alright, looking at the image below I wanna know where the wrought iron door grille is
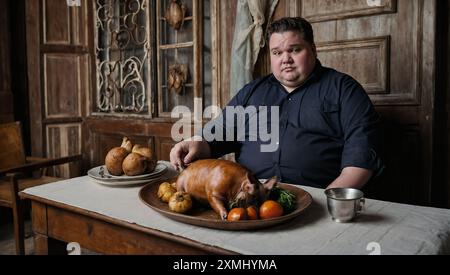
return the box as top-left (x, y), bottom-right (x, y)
top-left (95, 0), bottom-right (151, 115)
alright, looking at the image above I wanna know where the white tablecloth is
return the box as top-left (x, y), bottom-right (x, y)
top-left (22, 161), bottom-right (450, 255)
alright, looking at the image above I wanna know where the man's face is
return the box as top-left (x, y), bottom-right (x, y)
top-left (269, 31), bottom-right (317, 92)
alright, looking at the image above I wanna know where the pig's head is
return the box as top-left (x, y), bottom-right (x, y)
top-left (232, 175), bottom-right (278, 208)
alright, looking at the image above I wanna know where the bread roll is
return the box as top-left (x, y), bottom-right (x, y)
top-left (132, 145), bottom-right (153, 159)
top-left (132, 144), bottom-right (157, 173)
top-left (105, 147), bottom-right (129, 176)
top-left (122, 153), bottom-right (148, 176)
top-left (120, 137), bottom-right (133, 153)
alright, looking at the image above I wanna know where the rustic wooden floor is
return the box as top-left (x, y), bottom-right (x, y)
top-left (0, 220), bottom-right (34, 255)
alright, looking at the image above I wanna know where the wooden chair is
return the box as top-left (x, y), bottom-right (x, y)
top-left (0, 122), bottom-right (82, 255)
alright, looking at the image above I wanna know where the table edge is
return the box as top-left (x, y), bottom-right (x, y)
top-left (19, 191), bottom-right (238, 255)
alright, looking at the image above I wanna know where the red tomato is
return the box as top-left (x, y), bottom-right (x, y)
top-left (246, 206), bottom-right (259, 220)
top-left (227, 208), bottom-right (248, 221)
top-left (259, 200), bottom-right (284, 219)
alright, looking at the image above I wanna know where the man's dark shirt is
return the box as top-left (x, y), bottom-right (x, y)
top-left (203, 60), bottom-right (383, 188)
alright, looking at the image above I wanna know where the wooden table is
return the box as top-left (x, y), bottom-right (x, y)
top-left (19, 163), bottom-right (450, 255)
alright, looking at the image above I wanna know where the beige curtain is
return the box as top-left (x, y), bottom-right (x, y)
top-left (230, 0), bottom-right (279, 97)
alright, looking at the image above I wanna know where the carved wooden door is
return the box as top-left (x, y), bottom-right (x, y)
top-left (25, 0), bottom-right (90, 177)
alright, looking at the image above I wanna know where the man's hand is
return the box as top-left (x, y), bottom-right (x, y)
top-left (169, 138), bottom-right (211, 171)
top-left (326, 167), bottom-right (373, 190)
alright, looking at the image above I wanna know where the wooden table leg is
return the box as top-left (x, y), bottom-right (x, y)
top-left (31, 201), bottom-right (69, 255)
top-left (34, 233), bottom-right (68, 255)
top-left (9, 174), bottom-right (25, 255)
top-left (34, 233), bottom-right (49, 255)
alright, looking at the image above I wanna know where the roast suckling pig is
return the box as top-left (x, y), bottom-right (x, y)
top-left (175, 159), bottom-right (277, 220)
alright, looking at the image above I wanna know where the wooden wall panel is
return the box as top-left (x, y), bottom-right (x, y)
top-left (317, 36), bottom-right (389, 94)
top-left (302, 0), bottom-right (397, 22)
top-left (43, 0), bottom-right (70, 44)
top-left (26, 0), bottom-right (91, 177)
top-left (46, 123), bottom-right (82, 178)
top-left (218, 0), bottom-right (238, 106)
top-left (42, 0), bottom-right (87, 46)
top-left (365, 127), bottom-right (422, 203)
top-left (0, 1), bottom-right (11, 92)
top-left (334, 1), bottom-right (421, 105)
top-left (70, 0), bottom-right (88, 46)
top-left (0, 0), bottom-right (14, 123)
top-left (44, 54), bottom-right (86, 119)
top-left (155, 137), bottom-right (177, 162)
top-left (26, 0), bottom-right (44, 156)
top-left (0, 92), bottom-right (14, 123)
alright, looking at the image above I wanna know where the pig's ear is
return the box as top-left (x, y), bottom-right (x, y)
top-left (241, 179), bottom-right (255, 193)
top-left (263, 176), bottom-right (278, 190)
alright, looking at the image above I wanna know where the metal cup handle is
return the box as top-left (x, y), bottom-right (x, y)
top-left (357, 198), bottom-right (365, 214)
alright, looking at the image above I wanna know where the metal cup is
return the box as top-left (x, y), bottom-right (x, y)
top-left (324, 188), bottom-right (365, 223)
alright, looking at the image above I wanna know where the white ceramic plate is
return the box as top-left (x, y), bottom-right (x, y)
top-left (92, 177), bottom-right (162, 187)
top-left (87, 162), bottom-right (168, 182)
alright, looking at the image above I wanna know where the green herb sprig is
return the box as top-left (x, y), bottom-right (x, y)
top-left (269, 186), bottom-right (297, 213)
